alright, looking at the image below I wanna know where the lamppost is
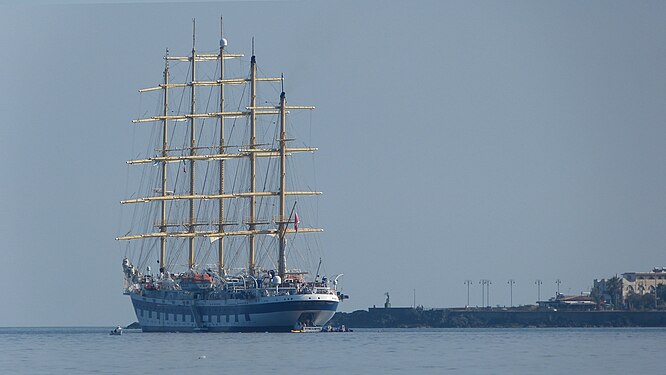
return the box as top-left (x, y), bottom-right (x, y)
top-left (508, 279), bottom-right (515, 307)
top-left (535, 279), bottom-right (543, 302)
top-left (555, 279), bottom-right (562, 297)
top-left (480, 279), bottom-right (491, 307)
top-left (464, 280), bottom-right (472, 308)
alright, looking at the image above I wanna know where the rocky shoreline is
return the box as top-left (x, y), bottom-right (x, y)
top-left (329, 307), bottom-right (666, 328)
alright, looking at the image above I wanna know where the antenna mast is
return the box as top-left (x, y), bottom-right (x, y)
top-left (160, 49), bottom-right (169, 271)
top-left (278, 89), bottom-right (287, 279)
top-left (217, 17), bottom-right (226, 275)
top-left (188, 19), bottom-right (197, 269)
top-left (248, 37), bottom-right (258, 275)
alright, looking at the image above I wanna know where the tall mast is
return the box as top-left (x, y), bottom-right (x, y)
top-left (217, 18), bottom-right (226, 275)
top-left (188, 19), bottom-right (197, 269)
top-left (277, 86), bottom-right (287, 279)
top-left (248, 38), bottom-right (257, 275)
top-left (119, 32), bottom-right (321, 268)
top-left (160, 49), bottom-right (169, 271)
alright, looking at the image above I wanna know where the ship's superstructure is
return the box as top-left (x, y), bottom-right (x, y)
top-left (117, 20), bottom-right (346, 332)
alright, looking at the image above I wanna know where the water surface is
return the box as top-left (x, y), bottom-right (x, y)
top-left (0, 327), bottom-right (661, 374)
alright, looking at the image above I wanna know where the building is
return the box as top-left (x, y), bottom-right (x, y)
top-left (621, 268), bottom-right (666, 297)
top-left (594, 267), bottom-right (666, 307)
top-left (538, 293), bottom-right (596, 311)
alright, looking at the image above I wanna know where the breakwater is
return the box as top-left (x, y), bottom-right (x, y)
top-left (330, 307), bottom-right (666, 328)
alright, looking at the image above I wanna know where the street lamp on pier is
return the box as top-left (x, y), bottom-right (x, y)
top-left (508, 279), bottom-right (515, 307)
top-left (480, 279), bottom-right (491, 307)
top-left (464, 280), bottom-right (472, 308)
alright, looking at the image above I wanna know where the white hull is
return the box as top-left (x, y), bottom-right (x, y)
top-left (129, 292), bottom-right (338, 332)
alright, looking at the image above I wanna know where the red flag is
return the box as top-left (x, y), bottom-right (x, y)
top-left (294, 212), bottom-right (300, 232)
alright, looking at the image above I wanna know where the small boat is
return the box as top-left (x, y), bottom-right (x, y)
top-left (322, 324), bottom-right (353, 333)
top-left (110, 326), bottom-right (123, 336)
top-left (291, 323), bottom-right (322, 333)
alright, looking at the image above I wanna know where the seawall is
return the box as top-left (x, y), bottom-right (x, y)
top-left (330, 308), bottom-right (666, 328)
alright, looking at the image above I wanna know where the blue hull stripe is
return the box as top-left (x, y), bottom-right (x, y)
top-left (131, 299), bottom-right (337, 315)
top-left (141, 325), bottom-right (295, 333)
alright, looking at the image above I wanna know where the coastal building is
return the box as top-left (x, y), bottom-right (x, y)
top-left (594, 267), bottom-right (666, 306)
top-left (538, 294), bottom-right (596, 311)
top-left (621, 268), bottom-right (666, 297)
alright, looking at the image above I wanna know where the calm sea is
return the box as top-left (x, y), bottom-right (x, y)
top-left (0, 327), bottom-right (662, 374)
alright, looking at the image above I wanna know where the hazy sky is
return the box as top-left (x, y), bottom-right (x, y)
top-left (1, 0), bottom-right (665, 326)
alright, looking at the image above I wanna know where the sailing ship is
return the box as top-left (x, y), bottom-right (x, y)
top-left (117, 21), bottom-right (347, 332)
